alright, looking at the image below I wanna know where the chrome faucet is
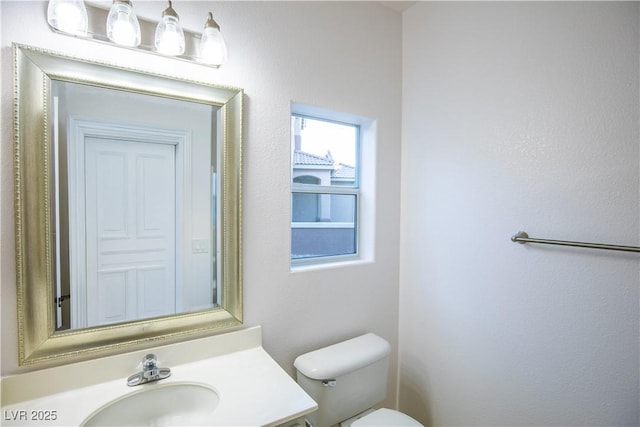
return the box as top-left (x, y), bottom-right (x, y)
top-left (127, 354), bottom-right (171, 386)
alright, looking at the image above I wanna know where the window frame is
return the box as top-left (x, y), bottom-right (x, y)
top-left (290, 112), bottom-right (362, 266)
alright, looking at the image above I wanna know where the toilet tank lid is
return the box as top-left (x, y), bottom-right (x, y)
top-left (294, 333), bottom-right (391, 380)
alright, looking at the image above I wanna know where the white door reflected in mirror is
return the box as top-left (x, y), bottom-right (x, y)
top-left (82, 138), bottom-right (176, 327)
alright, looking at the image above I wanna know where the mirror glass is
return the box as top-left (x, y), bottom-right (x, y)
top-left (52, 81), bottom-right (220, 330)
top-left (14, 44), bottom-right (243, 365)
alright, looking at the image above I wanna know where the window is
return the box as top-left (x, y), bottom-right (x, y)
top-left (291, 112), bottom-right (360, 264)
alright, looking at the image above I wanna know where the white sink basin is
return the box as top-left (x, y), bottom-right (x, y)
top-left (81, 382), bottom-right (219, 426)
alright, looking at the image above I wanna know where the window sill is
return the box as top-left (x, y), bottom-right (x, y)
top-left (290, 255), bottom-right (373, 273)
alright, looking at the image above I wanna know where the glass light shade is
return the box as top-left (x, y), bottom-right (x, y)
top-left (154, 7), bottom-right (185, 56)
top-left (200, 28), bottom-right (227, 65)
top-left (47, 0), bottom-right (88, 36)
top-left (200, 25), bottom-right (227, 66)
top-left (106, 1), bottom-right (141, 47)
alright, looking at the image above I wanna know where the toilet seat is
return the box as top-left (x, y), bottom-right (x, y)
top-left (351, 408), bottom-right (422, 427)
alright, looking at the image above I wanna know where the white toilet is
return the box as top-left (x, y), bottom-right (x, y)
top-left (294, 333), bottom-right (423, 427)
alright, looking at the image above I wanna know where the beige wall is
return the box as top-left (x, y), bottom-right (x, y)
top-left (400, 2), bottom-right (640, 425)
top-left (0, 0), bottom-right (402, 408)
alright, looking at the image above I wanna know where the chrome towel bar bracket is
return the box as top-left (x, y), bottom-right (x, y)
top-left (511, 231), bottom-right (640, 253)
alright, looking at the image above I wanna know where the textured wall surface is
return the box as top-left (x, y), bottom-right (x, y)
top-left (400, 2), bottom-right (639, 425)
top-left (1, 1), bottom-right (402, 409)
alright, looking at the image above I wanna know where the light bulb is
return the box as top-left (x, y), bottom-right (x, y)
top-left (154, 1), bottom-right (185, 56)
top-left (106, 0), bottom-right (141, 47)
top-left (199, 12), bottom-right (227, 66)
top-left (47, 0), bottom-right (88, 36)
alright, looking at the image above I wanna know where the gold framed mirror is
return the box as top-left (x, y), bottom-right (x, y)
top-left (13, 44), bottom-right (242, 365)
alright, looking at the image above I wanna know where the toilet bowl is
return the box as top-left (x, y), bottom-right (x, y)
top-left (342, 408), bottom-right (421, 427)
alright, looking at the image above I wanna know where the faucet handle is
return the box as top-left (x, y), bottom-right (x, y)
top-left (142, 353), bottom-right (157, 366)
top-left (142, 354), bottom-right (158, 379)
top-left (143, 354), bottom-right (157, 367)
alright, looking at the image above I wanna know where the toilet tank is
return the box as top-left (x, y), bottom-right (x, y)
top-left (294, 333), bottom-right (391, 427)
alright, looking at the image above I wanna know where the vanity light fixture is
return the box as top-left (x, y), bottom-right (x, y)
top-left (154, 1), bottom-right (186, 56)
top-left (47, 0), bottom-right (88, 36)
top-left (46, 0), bottom-right (228, 68)
top-left (106, 0), bottom-right (141, 47)
top-left (199, 12), bottom-right (228, 66)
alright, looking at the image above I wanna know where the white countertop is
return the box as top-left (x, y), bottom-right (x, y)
top-left (1, 327), bottom-right (317, 426)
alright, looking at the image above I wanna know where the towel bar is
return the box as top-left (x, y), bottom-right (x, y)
top-left (511, 231), bottom-right (640, 253)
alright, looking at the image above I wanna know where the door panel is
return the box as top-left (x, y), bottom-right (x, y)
top-left (84, 138), bottom-right (176, 327)
top-left (95, 270), bottom-right (128, 324)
